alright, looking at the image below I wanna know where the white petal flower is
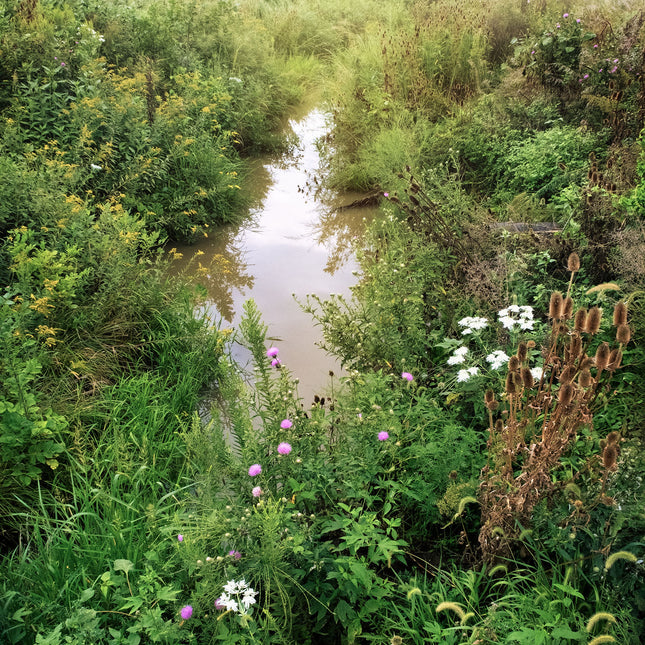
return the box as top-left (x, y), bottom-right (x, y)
top-left (530, 367), bottom-right (544, 380)
top-left (508, 304), bottom-right (520, 313)
top-left (225, 598), bottom-right (239, 613)
top-left (461, 328), bottom-right (473, 335)
top-left (223, 580), bottom-right (237, 594)
top-left (519, 320), bottom-right (534, 330)
top-left (454, 346), bottom-right (469, 356)
top-left (467, 367), bottom-right (479, 376)
top-left (498, 308), bottom-right (509, 318)
top-left (457, 369), bottom-right (471, 382)
top-left (499, 316), bottom-right (517, 330)
top-left (447, 354), bottom-right (466, 365)
top-left (519, 305), bottom-right (534, 318)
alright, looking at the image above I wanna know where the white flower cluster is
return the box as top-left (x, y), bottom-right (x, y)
top-left (486, 349), bottom-right (509, 370)
top-left (457, 366), bottom-right (479, 382)
top-left (458, 316), bottom-right (488, 335)
top-left (530, 366), bottom-right (544, 381)
top-left (498, 305), bottom-right (534, 331)
top-left (447, 345), bottom-right (469, 365)
top-left (220, 579), bottom-right (258, 615)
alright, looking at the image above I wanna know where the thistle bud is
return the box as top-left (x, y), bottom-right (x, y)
top-left (484, 389), bottom-right (496, 404)
top-left (558, 383), bottom-right (574, 406)
top-left (613, 301), bottom-right (627, 326)
top-left (549, 292), bottom-right (563, 320)
top-left (606, 431), bottom-right (620, 445)
top-left (595, 342), bottom-right (610, 370)
top-left (517, 341), bottom-right (527, 362)
top-left (585, 306), bottom-right (602, 334)
top-left (495, 418), bottom-right (504, 434)
top-left (574, 308), bottom-right (587, 332)
top-left (567, 252), bottom-right (580, 272)
top-left (616, 323), bottom-right (630, 345)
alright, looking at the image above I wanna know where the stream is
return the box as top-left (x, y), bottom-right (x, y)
top-left (169, 108), bottom-right (377, 403)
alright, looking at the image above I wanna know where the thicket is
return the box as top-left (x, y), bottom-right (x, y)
top-left (1, 0), bottom-right (644, 644)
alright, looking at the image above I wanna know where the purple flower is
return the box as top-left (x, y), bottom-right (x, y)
top-left (610, 66), bottom-right (617, 73)
top-left (583, 73), bottom-right (589, 79)
top-left (383, 192), bottom-right (389, 197)
top-left (576, 18), bottom-right (581, 23)
top-left (252, 486), bottom-right (262, 497)
top-left (266, 347), bottom-right (279, 358)
top-left (531, 50), bottom-right (535, 55)
top-left (60, 62), bottom-right (65, 67)
top-left (614, 59), bottom-right (619, 63)
top-left (248, 464), bottom-right (262, 476)
top-left (180, 605), bottom-right (193, 620)
top-left (594, 44), bottom-right (598, 49)
top-left (215, 597), bottom-right (226, 610)
top-left (271, 358), bottom-right (281, 368)
top-left (563, 13), bottom-right (568, 18)
top-left (378, 431), bottom-right (389, 441)
top-left (280, 419), bottom-right (293, 429)
top-left (401, 372), bottom-right (413, 382)
top-left (228, 550), bottom-right (242, 560)
top-left (556, 23), bottom-right (561, 29)
top-left (277, 442), bottom-right (292, 455)
top-left (177, 534), bottom-right (184, 542)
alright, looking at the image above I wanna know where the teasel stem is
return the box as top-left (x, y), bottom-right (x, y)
top-left (566, 252), bottom-right (580, 298)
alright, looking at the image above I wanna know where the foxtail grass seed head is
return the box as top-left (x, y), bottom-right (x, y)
top-left (604, 550), bottom-right (638, 571)
top-left (558, 383), bottom-right (574, 406)
top-left (608, 348), bottom-right (622, 371)
top-left (517, 341), bottom-right (527, 362)
top-left (588, 636), bottom-right (617, 645)
top-left (613, 301), bottom-right (627, 326)
top-left (521, 367), bottom-right (534, 389)
top-left (562, 296), bottom-right (573, 319)
top-left (549, 292), bottom-right (563, 320)
top-left (586, 306), bottom-right (602, 334)
top-left (616, 323), bottom-right (630, 344)
top-left (579, 369), bottom-right (592, 388)
top-left (595, 342), bottom-right (610, 370)
top-left (435, 602), bottom-right (466, 620)
top-left (586, 612), bottom-right (617, 633)
top-left (567, 252), bottom-right (581, 272)
top-left (574, 308), bottom-right (587, 332)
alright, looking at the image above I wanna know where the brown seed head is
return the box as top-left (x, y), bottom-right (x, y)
top-left (603, 444), bottom-right (618, 470)
top-left (527, 340), bottom-right (536, 349)
top-left (517, 341), bottom-right (527, 362)
top-left (521, 367), bottom-right (534, 389)
top-left (579, 355), bottom-right (594, 370)
top-left (549, 292), bottom-right (563, 320)
top-left (505, 371), bottom-right (518, 396)
top-left (559, 365), bottom-right (576, 385)
top-left (585, 306), bottom-right (602, 334)
top-left (484, 389), bottom-right (496, 404)
top-left (579, 369), bottom-right (592, 388)
top-left (616, 324), bottom-right (630, 345)
top-left (595, 342), bottom-right (610, 370)
top-left (558, 383), bottom-right (574, 406)
top-left (495, 418), bottom-right (504, 434)
top-left (574, 308), bottom-right (587, 332)
top-left (606, 431), bottom-right (620, 445)
top-left (569, 334), bottom-right (582, 360)
top-left (613, 301), bottom-right (627, 326)
top-left (508, 355), bottom-right (520, 372)
top-left (567, 252), bottom-right (580, 272)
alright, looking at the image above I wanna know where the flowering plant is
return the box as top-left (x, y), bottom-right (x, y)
top-left (217, 579), bottom-right (259, 616)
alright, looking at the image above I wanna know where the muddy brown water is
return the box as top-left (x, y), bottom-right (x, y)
top-left (168, 108), bottom-right (377, 404)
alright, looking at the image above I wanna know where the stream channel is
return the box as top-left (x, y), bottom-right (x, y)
top-left (169, 107), bottom-right (377, 403)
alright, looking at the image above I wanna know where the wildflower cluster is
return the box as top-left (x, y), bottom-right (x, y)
top-left (497, 305), bottom-right (534, 331)
top-left (458, 316), bottom-right (488, 335)
top-left (217, 579), bottom-right (259, 616)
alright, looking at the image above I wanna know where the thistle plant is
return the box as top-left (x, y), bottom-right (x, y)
top-left (477, 255), bottom-right (629, 562)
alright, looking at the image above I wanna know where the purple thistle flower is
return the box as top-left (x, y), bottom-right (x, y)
top-left (594, 44), bottom-right (598, 48)
top-left (177, 534), bottom-right (183, 542)
top-left (271, 358), bottom-right (281, 368)
top-left (228, 550), bottom-right (242, 560)
top-left (280, 419), bottom-right (293, 429)
top-left (563, 13), bottom-right (568, 18)
top-left (180, 605), bottom-right (193, 620)
top-left (583, 74), bottom-right (589, 79)
top-left (60, 62), bottom-right (65, 67)
top-left (266, 347), bottom-right (279, 358)
top-left (277, 442), bottom-right (292, 455)
top-left (378, 431), bottom-right (389, 441)
top-left (401, 372), bottom-right (413, 382)
top-left (576, 18), bottom-right (581, 23)
top-left (383, 192), bottom-right (389, 197)
top-left (248, 464), bottom-right (262, 476)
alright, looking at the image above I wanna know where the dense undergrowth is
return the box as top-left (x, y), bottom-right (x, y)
top-left (1, 0), bottom-right (644, 643)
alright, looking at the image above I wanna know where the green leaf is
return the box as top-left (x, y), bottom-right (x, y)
top-left (114, 559), bottom-right (134, 574)
top-left (79, 588), bottom-right (95, 603)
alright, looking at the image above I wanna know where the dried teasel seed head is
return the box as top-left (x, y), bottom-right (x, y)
top-left (569, 334), bottom-right (582, 360)
top-left (574, 308), bottom-right (587, 332)
top-left (562, 297), bottom-right (574, 320)
top-left (579, 369), bottom-right (592, 388)
top-left (599, 438), bottom-right (607, 451)
top-left (521, 367), bottom-right (534, 389)
top-left (508, 355), bottom-right (520, 372)
top-left (549, 292), bottom-right (563, 320)
top-left (495, 418), bottom-right (504, 434)
top-left (559, 365), bottom-right (576, 385)
top-left (579, 355), bottom-right (594, 370)
top-left (526, 340), bottom-right (536, 349)
top-left (505, 371), bottom-right (519, 396)
top-left (517, 341), bottom-right (527, 362)
top-left (616, 323), bottom-right (630, 345)
top-left (567, 252), bottom-right (580, 272)
top-left (558, 383), bottom-right (574, 406)
top-left (606, 431), bottom-right (620, 445)
top-left (595, 342), bottom-right (610, 370)
top-left (585, 306), bottom-right (602, 334)
top-left (603, 444), bottom-right (618, 470)
top-left (607, 348), bottom-right (622, 371)
top-left (613, 301), bottom-right (627, 326)
top-left (484, 389), bottom-right (496, 404)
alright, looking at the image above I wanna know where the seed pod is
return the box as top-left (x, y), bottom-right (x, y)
top-left (495, 418), bottom-right (504, 434)
top-left (579, 369), bottom-right (592, 388)
top-left (508, 355), bottom-right (520, 372)
top-left (606, 431), bottom-right (620, 445)
top-left (574, 308), bottom-right (587, 332)
top-left (549, 292), bottom-right (563, 320)
top-left (614, 302), bottom-right (627, 326)
top-left (559, 365), bottom-right (576, 385)
top-left (558, 383), bottom-right (574, 406)
top-left (484, 389), bottom-right (495, 404)
top-left (579, 355), bottom-right (594, 370)
top-left (585, 306), bottom-right (602, 334)
top-left (607, 348), bottom-right (622, 371)
top-left (603, 444), bottom-right (617, 470)
top-left (517, 341), bottom-right (528, 362)
top-left (616, 323), bottom-right (630, 344)
top-left (505, 371), bottom-right (518, 396)
top-left (595, 342), bottom-right (610, 370)
top-left (521, 367), bottom-right (534, 389)
top-left (569, 334), bottom-right (582, 359)
top-left (562, 297), bottom-right (574, 320)
top-left (567, 252), bottom-right (580, 272)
